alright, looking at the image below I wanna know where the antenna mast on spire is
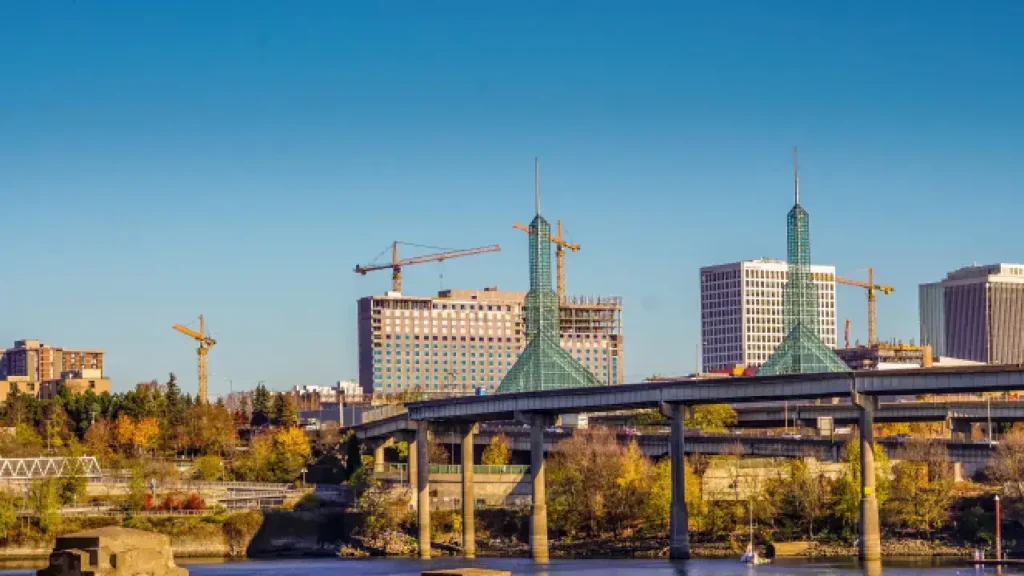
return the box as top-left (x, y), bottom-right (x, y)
top-left (793, 147), bottom-right (800, 204)
top-left (534, 157), bottom-right (540, 215)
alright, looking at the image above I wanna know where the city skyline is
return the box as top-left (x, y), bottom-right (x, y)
top-left (3, 2), bottom-right (1023, 394)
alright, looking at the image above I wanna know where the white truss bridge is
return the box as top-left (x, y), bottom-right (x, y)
top-left (0, 457), bottom-right (102, 480)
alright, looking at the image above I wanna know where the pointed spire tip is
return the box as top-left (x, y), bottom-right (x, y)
top-left (793, 147), bottom-right (800, 205)
top-left (534, 157), bottom-right (540, 216)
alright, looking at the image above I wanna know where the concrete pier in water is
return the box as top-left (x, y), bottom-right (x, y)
top-left (461, 424), bottom-right (476, 559)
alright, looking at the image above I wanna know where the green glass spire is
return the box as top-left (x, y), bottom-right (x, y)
top-left (497, 160), bottom-right (602, 394)
top-left (759, 149), bottom-right (850, 376)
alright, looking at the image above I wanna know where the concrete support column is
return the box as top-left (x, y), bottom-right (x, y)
top-left (668, 403), bottom-right (690, 560)
top-left (373, 442), bottom-right (386, 474)
top-left (854, 394), bottom-right (881, 562)
top-left (408, 434), bottom-right (418, 489)
top-left (461, 424), bottom-right (476, 559)
top-left (529, 414), bottom-right (549, 562)
top-left (416, 421), bottom-right (431, 559)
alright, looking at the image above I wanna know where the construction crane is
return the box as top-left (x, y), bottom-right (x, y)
top-left (835, 267), bottom-right (894, 346)
top-left (172, 315), bottom-right (217, 404)
top-left (513, 220), bottom-right (580, 303)
top-left (354, 242), bottom-right (501, 292)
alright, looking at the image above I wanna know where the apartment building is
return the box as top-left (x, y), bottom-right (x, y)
top-left (0, 340), bottom-right (108, 400)
top-left (357, 288), bottom-right (624, 395)
top-left (923, 263), bottom-right (1024, 364)
top-left (700, 259), bottom-right (837, 371)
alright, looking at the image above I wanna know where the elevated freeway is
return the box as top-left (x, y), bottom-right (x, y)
top-left (358, 365), bottom-right (1024, 564)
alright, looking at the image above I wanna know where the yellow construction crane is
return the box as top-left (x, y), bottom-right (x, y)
top-left (354, 242), bottom-right (501, 292)
top-left (513, 220), bottom-right (580, 303)
top-left (172, 315), bottom-right (217, 404)
top-left (835, 267), bottom-right (894, 346)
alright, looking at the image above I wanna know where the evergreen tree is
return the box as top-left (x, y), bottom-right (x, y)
top-left (251, 385), bottom-right (271, 427)
top-left (278, 395), bottom-right (299, 428)
top-left (270, 394), bottom-right (285, 426)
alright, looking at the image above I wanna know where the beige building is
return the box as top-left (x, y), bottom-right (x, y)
top-left (0, 340), bottom-right (108, 401)
top-left (937, 263), bottom-right (1024, 364)
top-left (358, 288), bottom-right (624, 395)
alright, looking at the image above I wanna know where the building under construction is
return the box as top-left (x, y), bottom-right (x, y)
top-left (356, 288), bottom-right (624, 395)
top-left (834, 343), bottom-right (934, 370)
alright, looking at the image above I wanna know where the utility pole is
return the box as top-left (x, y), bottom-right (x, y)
top-left (995, 495), bottom-right (1002, 561)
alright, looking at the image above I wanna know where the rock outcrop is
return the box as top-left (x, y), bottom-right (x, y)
top-left (37, 526), bottom-right (188, 576)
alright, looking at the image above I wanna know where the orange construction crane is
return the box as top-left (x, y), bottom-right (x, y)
top-left (354, 242), bottom-right (501, 292)
top-left (513, 220), bottom-right (580, 303)
top-left (835, 267), bottom-right (894, 346)
top-left (172, 315), bottom-right (216, 404)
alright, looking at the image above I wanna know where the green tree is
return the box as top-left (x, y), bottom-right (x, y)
top-left (193, 455), bottom-right (224, 481)
top-left (251, 385), bottom-right (271, 427)
top-left (344, 435), bottom-right (364, 481)
top-left (59, 456), bottom-right (88, 506)
top-left (39, 402), bottom-right (70, 452)
top-left (481, 434), bottom-right (511, 466)
top-left (354, 478), bottom-right (409, 539)
top-left (0, 491), bottom-right (17, 538)
top-left (686, 404), bottom-right (738, 433)
top-left (126, 465), bottom-right (147, 512)
top-left (29, 478), bottom-right (61, 534)
top-left (273, 394), bottom-right (299, 428)
top-left (831, 439), bottom-right (890, 538)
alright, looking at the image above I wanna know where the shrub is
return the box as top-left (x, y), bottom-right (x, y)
top-left (223, 511), bottom-right (263, 557)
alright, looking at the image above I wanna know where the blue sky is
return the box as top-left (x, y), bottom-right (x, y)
top-left (2, 1), bottom-right (1022, 395)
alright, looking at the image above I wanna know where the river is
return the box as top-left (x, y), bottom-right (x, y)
top-left (2, 558), bottom-right (1023, 575)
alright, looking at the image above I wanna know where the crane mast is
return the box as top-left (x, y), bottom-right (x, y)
top-left (172, 315), bottom-right (217, 404)
top-left (835, 267), bottom-right (894, 346)
top-left (513, 220), bottom-right (581, 303)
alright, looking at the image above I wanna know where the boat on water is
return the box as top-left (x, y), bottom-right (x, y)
top-left (740, 505), bottom-right (771, 565)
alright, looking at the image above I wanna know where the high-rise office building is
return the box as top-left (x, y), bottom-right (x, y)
top-left (357, 288), bottom-right (623, 395)
top-left (700, 259), bottom-right (837, 372)
top-left (918, 282), bottom-right (945, 356)
top-left (925, 264), bottom-right (1024, 364)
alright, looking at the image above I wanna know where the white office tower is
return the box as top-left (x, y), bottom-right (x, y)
top-left (700, 259), bottom-right (837, 371)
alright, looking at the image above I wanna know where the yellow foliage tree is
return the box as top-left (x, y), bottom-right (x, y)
top-left (132, 417), bottom-right (161, 455)
top-left (272, 426), bottom-right (311, 482)
top-left (114, 415), bottom-right (135, 452)
top-left (481, 434), bottom-right (511, 466)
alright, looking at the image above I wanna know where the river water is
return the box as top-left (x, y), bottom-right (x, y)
top-left (3, 557), bottom-right (1023, 575)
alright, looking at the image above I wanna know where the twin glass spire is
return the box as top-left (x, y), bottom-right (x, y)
top-left (758, 149), bottom-right (850, 376)
top-left (496, 159), bottom-right (602, 394)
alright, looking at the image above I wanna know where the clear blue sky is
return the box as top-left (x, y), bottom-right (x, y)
top-left (2, 1), bottom-right (1023, 395)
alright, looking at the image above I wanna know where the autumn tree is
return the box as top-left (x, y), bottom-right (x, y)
top-left (39, 402), bottom-right (70, 451)
top-left (547, 428), bottom-right (623, 537)
top-left (183, 403), bottom-right (237, 455)
top-left (884, 459), bottom-right (954, 535)
top-left (988, 432), bottom-right (1024, 496)
top-left (427, 432), bottom-right (450, 465)
top-left (84, 417), bottom-right (114, 464)
top-left (132, 417), bottom-right (161, 455)
top-left (686, 405), bottom-right (738, 433)
top-left (272, 426), bottom-right (311, 480)
top-left (114, 415), bottom-right (135, 453)
top-left (193, 455), bottom-right (224, 481)
top-left (481, 434), bottom-right (511, 466)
